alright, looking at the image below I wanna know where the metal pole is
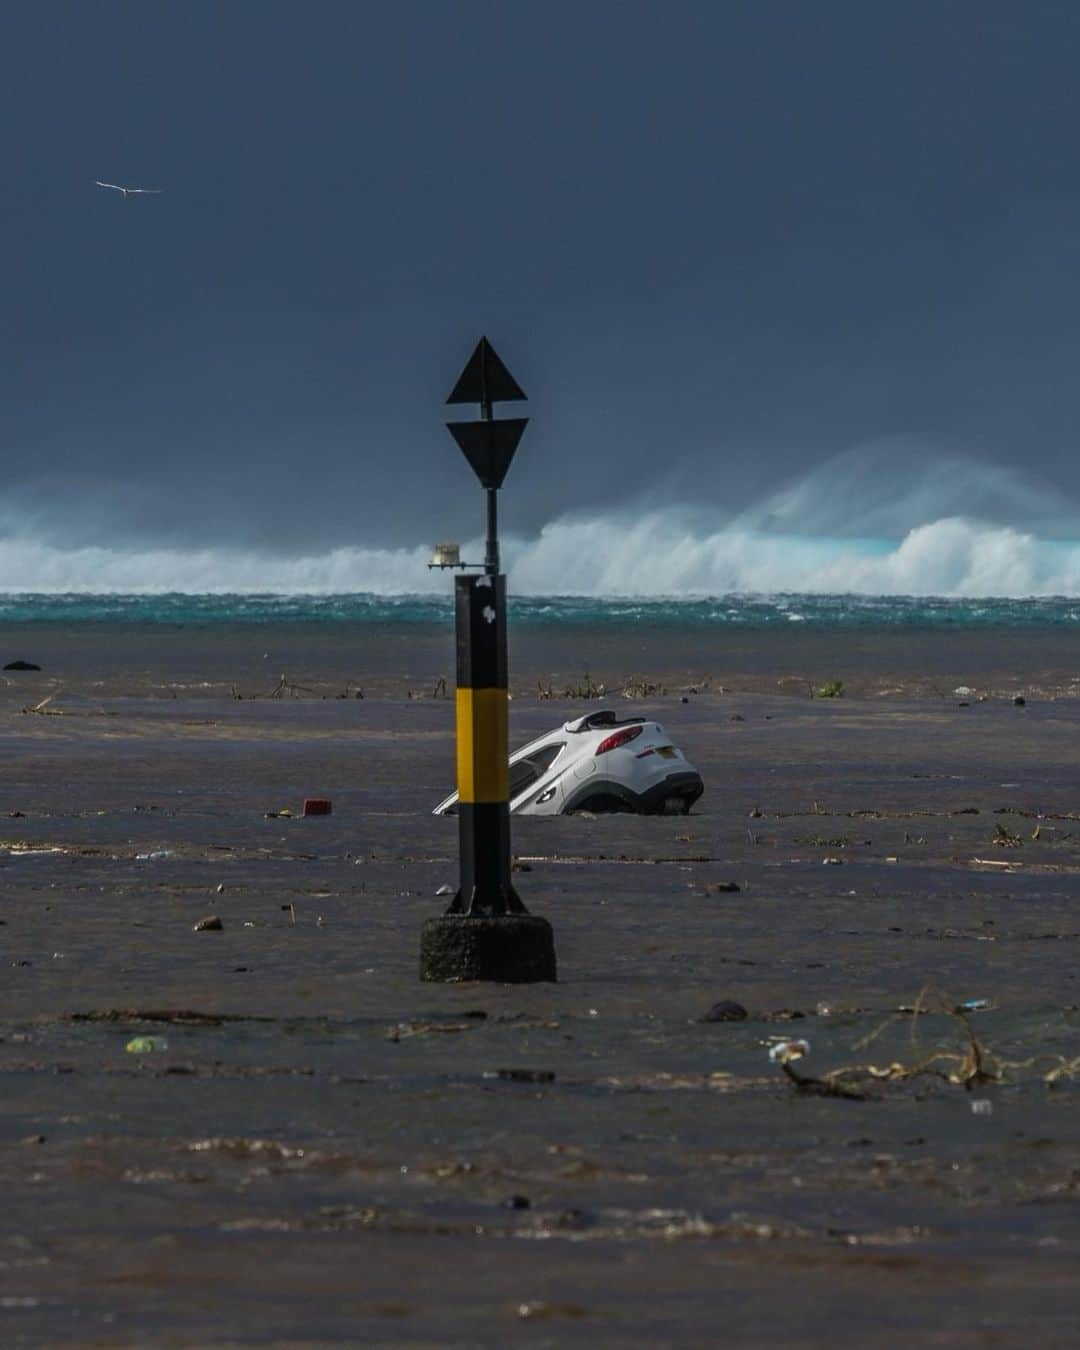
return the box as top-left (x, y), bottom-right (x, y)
top-left (485, 488), bottom-right (499, 576)
top-left (479, 369), bottom-right (498, 576)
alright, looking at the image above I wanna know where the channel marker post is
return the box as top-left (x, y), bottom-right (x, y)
top-left (419, 337), bottom-right (557, 983)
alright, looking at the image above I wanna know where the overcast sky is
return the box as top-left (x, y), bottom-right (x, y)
top-left (3, 0), bottom-right (1080, 553)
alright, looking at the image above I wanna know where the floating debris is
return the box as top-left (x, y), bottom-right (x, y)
top-left (386, 1020), bottom-right (478, 1041)
top-left (700, 1000), bottom-right (748, 1023)
top-left (488, 1068), bottom-right (556, 1083)
top-left (768, 1039), bottom-right (810, 1064)
top-left (125, 1036), bottom-right (169, 1054)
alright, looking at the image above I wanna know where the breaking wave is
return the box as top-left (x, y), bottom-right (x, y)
top-left (507, 513), bottom-right (1080, 597)
top-left (0, 513), bottom-right (1078, 598)
top-left (1, 447), bottom-right (1078, 598)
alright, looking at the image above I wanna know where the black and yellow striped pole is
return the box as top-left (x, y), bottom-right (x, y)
top-left (449, 572), bottom-right (522, 916)
top-left (419, 338), bottom-right (557, 983)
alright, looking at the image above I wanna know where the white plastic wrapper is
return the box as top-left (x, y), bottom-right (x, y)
top-left (768, 1038), bottom-right (810, 1065)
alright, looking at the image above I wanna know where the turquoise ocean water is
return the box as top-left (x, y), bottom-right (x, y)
top-left (2, 593), bottom-right (1080, 628)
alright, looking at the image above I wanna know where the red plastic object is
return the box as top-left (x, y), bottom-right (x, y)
top-left (302, 798), bottom-right (333, 816)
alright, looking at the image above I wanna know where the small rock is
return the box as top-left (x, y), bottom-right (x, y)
top-left (730, 713), bottom-right (745, 722)
top-left (503, 1193), bottom-right (531, 1209)
top-left (193, 915), bottom-right (223, 932)
top-left (3, 660), bottom-right (41, 671)
top-left (1013, 696), bottom-right (1026, 706)
top-left (701, 999), bottom-right (748, 1022)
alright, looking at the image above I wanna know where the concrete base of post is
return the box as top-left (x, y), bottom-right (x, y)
top-left (419, 914), bottom-right (557, 983)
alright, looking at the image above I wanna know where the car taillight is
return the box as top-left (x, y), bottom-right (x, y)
top-left (595, 725), bottom-right (644, 754)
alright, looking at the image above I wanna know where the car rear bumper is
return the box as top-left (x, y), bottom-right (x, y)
top-left (561, 769), bottom-right (704, 815)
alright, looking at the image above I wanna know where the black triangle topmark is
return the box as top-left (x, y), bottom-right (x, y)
top-left (446, 418), bottom-right (528, 490)
top-left (446, 337), bottom-right (527, 406)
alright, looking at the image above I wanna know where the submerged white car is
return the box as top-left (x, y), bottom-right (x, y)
top-left (433, 709), bottom-right (704, 817)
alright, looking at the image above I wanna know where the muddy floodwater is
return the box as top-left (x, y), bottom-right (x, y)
top-left (2, 624), bottom-right (1080, 1346)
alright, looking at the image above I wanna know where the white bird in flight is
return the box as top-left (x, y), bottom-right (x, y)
top-left (95, 181), bottom-right (162, 198)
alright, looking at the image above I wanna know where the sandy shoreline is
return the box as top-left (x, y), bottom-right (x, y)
top-left (2, 627), bottom-right (1080, 1344)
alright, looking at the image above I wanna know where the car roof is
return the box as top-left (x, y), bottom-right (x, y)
top-left (563, 709), bottom-right (647, 734)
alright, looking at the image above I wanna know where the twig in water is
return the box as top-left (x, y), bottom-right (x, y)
top-left (23, 694), bottom-right (63, 716)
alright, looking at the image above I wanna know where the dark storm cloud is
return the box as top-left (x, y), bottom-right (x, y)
top-left (3, 0), bottom-right (1080, 551)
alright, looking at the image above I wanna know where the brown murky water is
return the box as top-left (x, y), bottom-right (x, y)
top-left (2, 626), bottom-right (1080, 1346)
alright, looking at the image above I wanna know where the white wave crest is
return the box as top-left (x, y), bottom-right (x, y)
top-left (0, 537), bottom-right (434, 595)
top-left (506, 512), bottom-right (1080, 596)
top-left (2, 447), bottom-right (1079, 597)
top-left (1, 513), bottom-right (1079, 596)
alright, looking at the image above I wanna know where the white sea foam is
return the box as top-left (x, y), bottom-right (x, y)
top-left (0, 537), bottom-right (433, 595)
top-left (1, 448), bottom-right (1078, 597)
top-left (505, 512), bottom-right (1080, 597)
top-left (1, 513), bottom-right (1079, 596)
